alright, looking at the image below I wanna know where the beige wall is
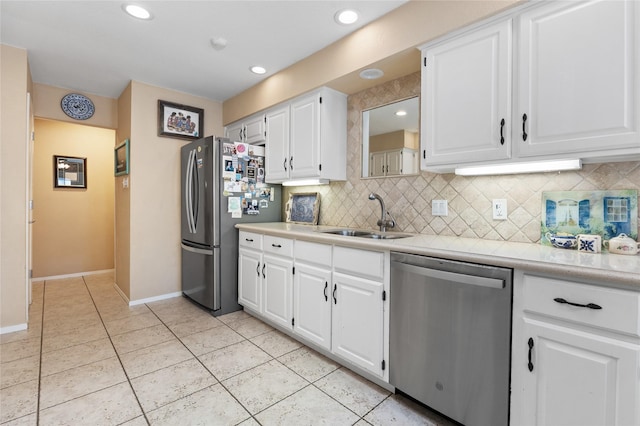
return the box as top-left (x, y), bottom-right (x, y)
top-left (32, 119), bottom-right (115, 277)
top-left (123, 81), bottom-right (223, 302)
top-left (223, 0), bottom-right (518, 124)
top-left (370, 130), bottom-right (417, 152)
top-left (115, 83), bottom-right (132, 298)
top-left (33, 83), bottom-right (117, 129)
top-left (1, 45), bottom-right (29, 330)
top-left (285, 72), bottom-right (640, 243)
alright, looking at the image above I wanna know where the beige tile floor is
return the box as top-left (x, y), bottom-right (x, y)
top-left (0, 273), bottom-right (455, 425)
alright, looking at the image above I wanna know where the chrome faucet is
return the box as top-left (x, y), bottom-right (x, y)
top-left (368, 193), bottom-right (396, 232)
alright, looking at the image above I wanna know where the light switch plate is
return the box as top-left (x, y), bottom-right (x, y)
top-left (432, 199), bottom-right (448, 216)
top-left (493, 199), bottom-right (507, 220)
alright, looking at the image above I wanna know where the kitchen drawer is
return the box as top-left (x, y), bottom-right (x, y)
top-left (263, 235), bottom-right (294, 257)
top-left (522, 273), bottom-right (640, 337)
top-left (333, 246), bottom-right (384, 280)
top-left (239, 231), bottom-right (262, 250)
top-left (295, 240), bottom-right (332, 267)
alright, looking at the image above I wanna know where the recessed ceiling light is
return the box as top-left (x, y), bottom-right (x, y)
top-left (395, 110), bottom-right (407, 116)
top-left (251, 66), bottom-right (266, 75)
top-left (335, 9), bottom-right (358, 25)
top-left (123, 4), bottom-right (152, 20)
top-left (359, 68), bottom-right (384, 80)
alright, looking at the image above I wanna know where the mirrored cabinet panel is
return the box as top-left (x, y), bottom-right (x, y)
top-left (362, 97), bottom-right (419, 178)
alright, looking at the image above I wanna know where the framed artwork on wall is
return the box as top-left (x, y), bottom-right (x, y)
top-left (114, 139), bottom-right (130, 176)
top-left (54, 155), bottom-right (86, 188)
top-left (158, 100), bottom-right (203, 140)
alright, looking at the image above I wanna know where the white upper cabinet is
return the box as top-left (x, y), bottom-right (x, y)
top-left (265, 105), bottom-right (290, 182)
top-left (515, 0), bottom-right (640, 158)
top-left (225, 121), bottom-right (244, 144)
top-left (225, 113), bottom-right (266, 145)
top-left (422, 19), bottom-right (512, 168)
top-left (290, 93), bottom-right (321, 179)
top-left (420, 0), bottom-right (640, 172)
top-left (265, 87), bottom-right (347, 183)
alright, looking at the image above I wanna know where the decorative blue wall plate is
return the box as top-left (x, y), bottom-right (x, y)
top-left (60, 93), bottom-right (95, 120)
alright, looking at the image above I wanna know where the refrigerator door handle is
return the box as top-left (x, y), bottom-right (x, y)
top-left (191, 148), bottom-right (200, 231)
top-left (181, 243), bottom-right (213, 256)
top-left (185, 149), bottom-right (195, 233)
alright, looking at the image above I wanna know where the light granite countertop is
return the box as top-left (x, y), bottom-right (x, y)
top-left (236, 222), bottom-right (640, 290)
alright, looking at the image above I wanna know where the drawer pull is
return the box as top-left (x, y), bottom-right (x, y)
top-left (553, 297), bottom-right (602, 310)
top-left (245, 238), bottom-right (254, 242)
top-left (527, 337), bottom-right (534, 372)
top-left (271, 243), bottom-right (282, 248)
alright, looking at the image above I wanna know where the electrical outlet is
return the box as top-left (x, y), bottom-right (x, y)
top-left (432, 199), bottom-right (448, 216)
top-left (493, 199), bottom-right (507, 220)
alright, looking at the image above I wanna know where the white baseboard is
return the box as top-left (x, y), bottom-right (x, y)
top-left (129, 291), bottom-right (182, 306)
top-left (113, 283), bottom-right (130, 304)
top-left (0, 323), bottom-right (28, 335)
top-left (33, 269), bottom-right (114, 281)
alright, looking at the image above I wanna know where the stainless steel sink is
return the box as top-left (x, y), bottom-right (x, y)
top-left (321, 229), bottom-right (373, 237)
top-left (356, 233), bottom-right (411, 240)
top-left (319, 229), bottom-right (412, 239)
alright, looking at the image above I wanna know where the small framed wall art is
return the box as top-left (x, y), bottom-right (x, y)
top-left (114, 139), bottom-right (130, 176)
top-left (285, 192), bottom-right (320, 225)
top-left (54, 155), bottom-right (86, 188)
top-left (158, 100), bottom-right (203, 140)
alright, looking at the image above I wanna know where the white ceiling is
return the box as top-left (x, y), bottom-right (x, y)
top-left (1, 1), bottom-right (408, 102)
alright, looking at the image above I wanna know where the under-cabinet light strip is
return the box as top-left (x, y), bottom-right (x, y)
top-left (455, 159), bottom-right (582, 176)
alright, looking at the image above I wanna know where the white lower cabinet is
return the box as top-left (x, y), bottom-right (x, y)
top-left (511, 271), bottom-right (640, 426)
top-left (331, 246), bottom-right (387, 378)
top-left (238, 233), bottom-right (388, 382)
top-left (263, 254), bottom-right (293, 329)
top-left (293, 240), bottom-right (332, 350)
top-left (262, 236), bottom-right (294, 330)
top-left (331, 271), bottom-right (384, 375)
top-left (238, 231), bottom-right (263, 312)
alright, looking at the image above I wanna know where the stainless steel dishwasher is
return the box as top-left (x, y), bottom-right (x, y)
top-left (390, 252), bottom-right (512, 426)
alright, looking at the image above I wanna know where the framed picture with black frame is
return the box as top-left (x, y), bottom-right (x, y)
top-left (158, 100), bottom-right (203, 140)
top-left (54, 155), bottom-right (86, 188)
top-left (114, 139), bottom-right (129, 176)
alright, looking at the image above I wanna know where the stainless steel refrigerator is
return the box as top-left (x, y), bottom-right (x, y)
top-left (181, 136), bottom-right (281, 315)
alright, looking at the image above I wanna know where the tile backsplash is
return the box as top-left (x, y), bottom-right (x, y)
top-left (283, 72), bottom-right (640, 244)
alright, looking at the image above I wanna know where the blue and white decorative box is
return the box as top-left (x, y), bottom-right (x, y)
top-left (577, 234), bottom-right (602, 253)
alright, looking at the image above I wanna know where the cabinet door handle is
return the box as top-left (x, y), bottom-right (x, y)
top-left (324, 282), bottom-right (328, 301)
top-left (522, 113), bottom-right (528, 141)
top-left (262, 264), bottom-right (266, 278)
top-left (256, 262), bottom-right (260, 277)
top-left (527, 337), bottom-right (534, 372)
top-left (553, 297), bottom-right (602, 310)
top-left (283, 158), bottom-right (287, 171)
top-left (333, 284), bottom-right (337, 304)
top-left (290, 156), bottom-right (294, 170)
top-left (500, 118), bottom-right (505, 145)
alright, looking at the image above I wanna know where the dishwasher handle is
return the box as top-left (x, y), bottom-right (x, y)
top-left (392, 261), bottom-right (505, 289)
